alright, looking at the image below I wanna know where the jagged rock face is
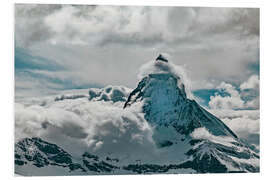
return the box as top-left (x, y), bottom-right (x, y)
top-left (185, 139), bottom-right (259, 173)
top-left (156, 54), bottom-right (169, 62)
top-left (14, 138), bottom-right (120, 175)
top-left (15, 138), bottom-right (85, 172)
top-left (124, 72), bottom-right (237, 138)
top-left (124, 73), bottom-right (186, 114)
top-left (121, 57), bottom-right (259, 173)
top-left (82, 152), bottom-right (119, 173)
top-left (15, 138), bottom-right (193, 175)
top-left (14, 137), bottom-right (259, 175)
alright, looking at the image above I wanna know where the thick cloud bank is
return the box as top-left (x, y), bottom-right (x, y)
top-left (209, 82), bottom-right (245, 109)
top-left (209, 76), bottom-right (259, 110)
top-left (209, 109), bottom-right (259, 146)
top-left (15, 92), bottom-right (157, 160)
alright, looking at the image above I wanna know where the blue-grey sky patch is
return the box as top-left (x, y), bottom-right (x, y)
top-left (15, 47), bottom-right (64, 71)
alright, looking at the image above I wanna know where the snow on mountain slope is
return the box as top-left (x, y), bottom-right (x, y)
top-left (124, 57), bottom-right (237, 138)
top-left (15, 54), bottom-right (259, 175)
top-left (123, 55), bottom-right (259, 172)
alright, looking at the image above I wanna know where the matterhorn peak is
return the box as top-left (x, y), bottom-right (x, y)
top-left (124, 55), bottom-right (238, 139)
top-left (15, 52), bottom-right (259, 175)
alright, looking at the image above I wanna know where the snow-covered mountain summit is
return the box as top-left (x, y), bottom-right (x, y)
top-left (122, 55), bottom-right (259, 172)
top-left (15, 54), bottom-right (259, 175)
top-left (124, 55), bottom-right (237, 138)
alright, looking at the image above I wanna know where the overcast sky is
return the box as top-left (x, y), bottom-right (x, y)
top-left (15, 4), bottom-right (259, 105)
top-left (14, 4), bottom-right (260, 146)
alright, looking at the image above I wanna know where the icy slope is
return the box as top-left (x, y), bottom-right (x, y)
top-left (124, 60), bottom-right (237, 138)
top-left (123, 55), bottom-right (259, 172)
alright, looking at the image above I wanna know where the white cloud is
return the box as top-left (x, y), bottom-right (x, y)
top-left (245, 98), bottom-right (260, 109)
top-left (209, 76), bottom-right (260, 110)
top-left (190, 127), bottom-right (215, 140)
top-left (15, 96), bottom-right (157, 158)
top-left (240, 75), bottom-right (259, 109)
top-left (15, 5), bottom-right (259, 47)
top-left (209, 95), bottom-right (244, 110)
top-left (217, 82), bottom-right (240, 97)
top-left (15, 103), bottom-right (88, 140)
top-left (209, 82), bottom-right (245, 109)
top-left (209, 109), bottom-right (259, 145)
top-left (190, 127), bottom-right (235, 147)
top-left (15, 5), bottom-right (259, 97)
top-left (240, 75), bottom-right (259, 90)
